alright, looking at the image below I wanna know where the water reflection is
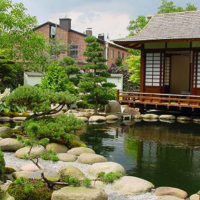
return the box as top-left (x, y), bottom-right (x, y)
top-left (81, 121), bottom-right (200, 195)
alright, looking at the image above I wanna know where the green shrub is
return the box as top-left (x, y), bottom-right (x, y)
top-left (8, 178), bottom-right (51, 200)
top-left (0, 148), bottom-right (5, 181)
top-left (23, 114), bottom-right (84, 143)
top-left (63, 176), bottom-right (81, 187)
top-left (41, 150), bottom-right (59, 162)
top-left (83, 178), bottom-right (91, 188)
top-left (77, 101), bottom-right (89, 109)
top-left (97, 172), bottom-right (123, 184)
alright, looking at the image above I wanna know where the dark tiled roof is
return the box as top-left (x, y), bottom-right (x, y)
top-left (114, 11), bottom-right (200, 43)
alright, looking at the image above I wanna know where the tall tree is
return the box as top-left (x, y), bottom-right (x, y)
top-left (78, 36), bottom-right (115, 109)
top-left (0, 0), bottom-right (48, 71)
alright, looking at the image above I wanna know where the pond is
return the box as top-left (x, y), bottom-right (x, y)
top-left (81, 121), bottom-right (200, 195)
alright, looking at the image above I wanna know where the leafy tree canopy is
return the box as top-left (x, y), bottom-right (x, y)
top-left (41, 62), bottom-right (76, 93)
top-left (78, 36), bottom-right (115, 109)
top-left (0, 0), bottom-right (48, 71)
top-left (5, 85), bottom-right (76, 115)
top-left (0, 49), bottom-right (23, 92)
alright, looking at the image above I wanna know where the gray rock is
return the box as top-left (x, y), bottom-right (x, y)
top-left (0, 127), bottom-right (10, 134)
top-left (177, 116), bottom-right (191, 121)
top-left (15, 145), bottom-right (45, 159)
top-left (105, 100), bottom-right (121, 113)
top-left (0, 117), bottom-right (11, 122)
top-left (112, 176), bottom-right (154, 195)
top-left (51, 186), bottom-right (108, 200)
top-left (46, 143), bottom-right (68, 153)
top-left (68, 147), bottom-right (95, 156)
top-left (13, 170), bottom-right (42, 180)
top-left (190, 194), bottom-right (199, 200)
top-left (12, 117), bottom-right (26, 122)
top-left (0, 138), bottom-right (24, 151)
top-left (58, 153), bottom-right (77, 162)
top-left (142, 114), bottom-right (159, 119)
top-left (20, 163), bottom-right (43, 171)
top-left (159, 115), bottom-right (176, 120)
top-left (89, 116), bottom-right (106, 122)
top-left (88, 162), bottom-right (125, 177)
top-left (106, 115), bottom-right (119, 121)
top-left (78, 153), bottom-right (107, 164)
top-left (59, 166), bottom-right (85, 180)
top-left (157, 195), bottom-right (184, 200)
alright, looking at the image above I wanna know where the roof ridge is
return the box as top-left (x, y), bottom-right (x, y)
top-left (155, 10), bottom-right (200, 16)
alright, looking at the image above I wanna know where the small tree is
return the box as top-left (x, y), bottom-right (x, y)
top-left (78, 36), bottom-right (115, 109)
top-left (59, 56), bottom-right (81, 86)
top-left (0, 49), bottom-right (23, 92)
top-left (41, 62), bottom-right (76, 94)
top-left (49, 39), bottom-right (67, 60)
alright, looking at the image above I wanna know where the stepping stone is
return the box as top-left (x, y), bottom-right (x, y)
top-left (58, 153), bottom-right (77, 162)
top-left (112, 176), bottom-right (154, 195)
top-left (67, 147), bottom-right (95, 156)
top-left (78, 153), bottom-right (107, 164)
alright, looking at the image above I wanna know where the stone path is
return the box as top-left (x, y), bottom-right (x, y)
top-left (4, 152), bottom-right (158, 200)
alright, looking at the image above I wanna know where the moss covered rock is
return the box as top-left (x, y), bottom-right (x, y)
top-left (68, 147), bottom-right (95, 156)
top-left (51, 186), bottom-right (108, 200)
top-left (0, 138), bottom-right (24, 152)
top-left (46, 143), bottom-right (68, 153)
top-left (59, 166), bottom-right (85, 180)
top-left (0, 148), bottom-right (5, 181)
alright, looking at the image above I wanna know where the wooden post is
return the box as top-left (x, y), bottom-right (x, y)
top-left (140, 45), bottom-right (145, 92)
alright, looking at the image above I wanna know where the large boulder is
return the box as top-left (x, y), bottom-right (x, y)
top-left (51, 186), bottom-right (108, 200)
top-left (0, 117), bottom-right (11, 122)
top-left (78, 153), bottom-right (107, 164)
top-left (15, 145), bottom-right (45, 159)
top-left (68, 147), bottom-right (95, 156)
top-left (157, 196), bottom-right (184, 200)
top-left (155, 187), bottom-right (187, 199)
top-left (13, 171), bottom-right (42, 180)
top-left (12, 117), bottom-right (26, 122)
top-left (59, 166), bottom-right (85, 180)
top-left (88, 162), bottom-right (125, 177)
top-left (89, 116), bottom-right (106, 122)
top-left (58, 153), bottom-right (77, 162)
top-left (0, 138), bottom-right (24, 151)
top-left (123, 107), bottom-right (141, 118)
top-left (106, 115), bottom-right (119, 121)
top-left (112, 176), bottom-right (154, 195)
top-left (159, 115), bottom-right (176, 120)
top-left (105, 100), bottom-right (121, 113)
top-left (46, 143), bottom-right (68, 153)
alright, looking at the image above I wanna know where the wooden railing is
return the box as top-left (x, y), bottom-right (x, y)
top-left (117, 91), bottom-right (200, 109)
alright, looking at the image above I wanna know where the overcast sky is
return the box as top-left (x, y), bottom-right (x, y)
top-left (13, 0), bottom-right (200, 39)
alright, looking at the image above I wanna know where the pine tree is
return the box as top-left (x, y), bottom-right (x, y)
top-left (78, 36), bottom-right (115, 109)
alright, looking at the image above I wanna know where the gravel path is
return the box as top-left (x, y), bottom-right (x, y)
top-left (4, 152), bottom-right (158, 200)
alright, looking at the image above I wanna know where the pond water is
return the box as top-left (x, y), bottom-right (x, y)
top-left (81, 121), bottom-right (200, 195)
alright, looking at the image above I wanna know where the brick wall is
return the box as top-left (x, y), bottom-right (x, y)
top-left (35, 23), bottom-right (129, 67)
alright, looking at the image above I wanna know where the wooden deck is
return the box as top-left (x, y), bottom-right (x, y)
top-left (117, 91), bottom-right (200, 111)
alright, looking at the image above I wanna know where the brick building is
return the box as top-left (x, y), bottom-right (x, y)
top-left (34, 18), bottom-right (129, 68)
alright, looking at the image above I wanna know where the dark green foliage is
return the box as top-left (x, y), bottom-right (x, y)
top-left (63, 176), bottom-right (91, 187)
top-left (76, 100), bottom-right (89, 109)
top-left (78, 36), bottom-right (115, 109)
top-left (0, 148), bottom-right (5, 181)
top-left (97, 172), bottom-right (123, 184)
top-left (63, 176), bottom-right (81, 187)
top-left (8, 178), bottom-right (51, 200)
top-left (0, 188), bottom-right (4, 199)
top-left (41, 62), bottom-right (76, 93)
top-left (0, 49), bottom-right (23, 92)
top-left (116, 56), bottom-right (123, 67)
top-left (59, 56), bottom-right (81, 86)
top-left (41, 150), bottom-right (59, 162)
top-left (5, 85), bottom-right (76, 115)
top-left (23, 114), bottom-right (84, 143)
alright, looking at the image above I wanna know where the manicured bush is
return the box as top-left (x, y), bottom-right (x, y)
top-left (8, 178), bottom-right (52, 200)
top-left (41, 150), bottom-right (59, 162)
top-left (23, 114), bottom-right (84, 144)
top-left (97, 172), bottom-right (123, 184)
top-left (0, 148), bottom-right (5, 181)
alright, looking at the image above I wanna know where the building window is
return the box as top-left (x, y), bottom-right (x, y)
top-left (69, 45), bottom-right (78, 57)
top-left (50, 26), bottom-right (56, 38)
top-left (145, 52), bottom-right (164, 87)
top-left (193, 51), bottom-right (200, 88)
